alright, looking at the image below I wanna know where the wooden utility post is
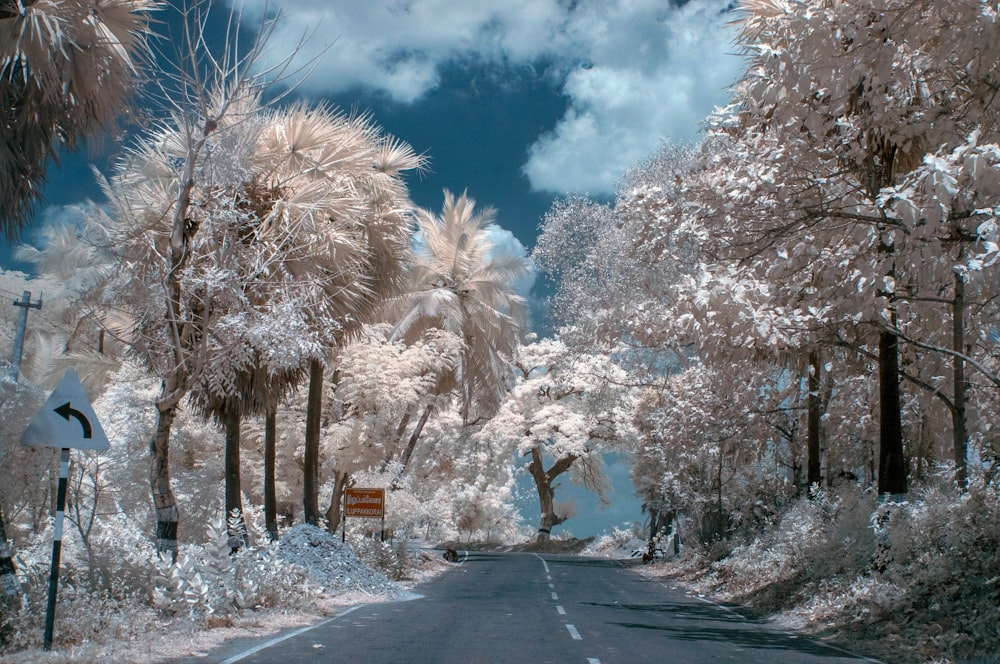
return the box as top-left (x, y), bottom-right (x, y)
top-left (9, 290), bottom-right (42, 380)
top-left (1, 291), bottom-right (43, 603)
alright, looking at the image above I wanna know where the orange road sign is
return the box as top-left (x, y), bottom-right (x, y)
top-left (344, 488), bottom-right (385, 518)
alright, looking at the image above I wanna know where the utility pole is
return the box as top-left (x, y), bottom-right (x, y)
top-left (10, 290), bottom-right (43, 381)
top-left (2, 291), bottom-right (42, 603)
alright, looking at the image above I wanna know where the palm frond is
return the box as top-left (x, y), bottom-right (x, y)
top-left (0, 0), bottom-right (157, 238)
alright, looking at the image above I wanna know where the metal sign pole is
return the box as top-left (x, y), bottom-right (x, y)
top-left (43, 448), bottom-right (71, 651)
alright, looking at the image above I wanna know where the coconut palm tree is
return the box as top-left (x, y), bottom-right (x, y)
top-left (0, 0), bottom-right (156, 238)
top-left (385, 190), bottom-right (529, 455)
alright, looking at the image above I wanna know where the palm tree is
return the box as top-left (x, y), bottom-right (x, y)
top-left (0, 0), bottom-right (156, 237)
top-left (385, 190), bottom-right (529, 468)
top-left (181, 102), bottom-right (422, 530)
top-left (272, 110), bottom-right (423, 526)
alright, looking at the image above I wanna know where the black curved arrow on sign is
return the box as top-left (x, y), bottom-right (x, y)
top-left (54, 402), bottom-right (92, 439)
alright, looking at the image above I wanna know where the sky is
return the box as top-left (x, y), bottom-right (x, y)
top-left (2, 0), bottom-right (744, 537)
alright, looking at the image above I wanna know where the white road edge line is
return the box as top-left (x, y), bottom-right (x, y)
top-left (218, 606), bottom-right (362, 664)
top-left (566, 624), bottom-right (582, 640)
top-left (557, 605), bottom-right (566, 615)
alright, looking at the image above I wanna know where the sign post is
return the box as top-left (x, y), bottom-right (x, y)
top-left (19, 370), bottom-right (109, 651)
top-left (342, 488), bottom-right (386, 542)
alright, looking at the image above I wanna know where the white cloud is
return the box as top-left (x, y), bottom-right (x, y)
top-left (239, 0), bottom-right (741, 194)
top-left (486, 225), bottom-right (537, 301)
top-left (525, 1), bottom-right (740, 195)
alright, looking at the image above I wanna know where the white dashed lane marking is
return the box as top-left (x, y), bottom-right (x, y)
top-left (535, 552), bottom-right (601, 663)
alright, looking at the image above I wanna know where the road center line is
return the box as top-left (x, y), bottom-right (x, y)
top-left (551, 592), bottom-right (559, 600)
top-left (556, 605), bottom-right (566, 615)
top-left (566, 624), bottom-right (582, 640)
top-left (587, 658), bottom-right (602, 664)
top-left (533, 553), bottom-right (551, 573)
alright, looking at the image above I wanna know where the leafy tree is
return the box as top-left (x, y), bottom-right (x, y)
top-left (725, 0), bottom-right (1000, 492)
top-left (485, 338), bottom-right (629, 541)
top-left (317, 324), bottom-right (461, 533)
top-left (101, 4), bottom-right (303, 556)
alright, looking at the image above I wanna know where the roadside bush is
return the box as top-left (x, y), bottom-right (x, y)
top-left (153, 512), bottom-right (309, 619)
top-left (585, 524), bottom-right (647, 558)
top-left (665, 480), bottom-right (1000, 662)
top-left (878, 484), bottom-right (1000, 659)
top-left (349, 535), bottom-right (411, 581)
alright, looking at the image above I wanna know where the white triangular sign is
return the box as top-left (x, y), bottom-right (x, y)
top-left (20, 369), bottom-right (110, 451)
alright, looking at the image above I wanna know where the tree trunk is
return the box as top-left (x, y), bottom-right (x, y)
top-left (398, 404), bottom-right (433, 475)
top-left (303, 358), bottom-right (323, 525)
top-left (379, 410), bottom-right (412, 471)
top-left (807, 350), bottom-right (822, 491)
top-left (224, 406), bottom-right (247, 552)
top-left (952, 272), bottom-right (968, 488)
top-left (715, 447), bottom-right (725, 540)
top-left (878, 329), bottom-right (907, 495)
top-left (0, 501), bottom-right (21, 600)
top-left (264, 411), bottom-right (278, 541)
top-left (528, 447), bottom-right (575, 542)
top-left (150, 400), bottom-right (180, 560)
top-left (324, 470), bottom-right (350, 535)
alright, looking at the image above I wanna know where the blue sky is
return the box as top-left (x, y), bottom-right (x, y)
top-left (2, 0), bottom-right (742, 536)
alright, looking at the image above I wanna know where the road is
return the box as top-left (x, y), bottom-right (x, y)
top-left (175, 551), bottom-right (877, 664)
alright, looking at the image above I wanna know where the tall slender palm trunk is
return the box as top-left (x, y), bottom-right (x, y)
top-left (224, 407), bottom-right (247, 551)
top-left (303, 359), bottom-right (323, 525)
top-left (398, 404), bottom-right (433, 474)
top-left (264, 412), bottom-right (278, 541)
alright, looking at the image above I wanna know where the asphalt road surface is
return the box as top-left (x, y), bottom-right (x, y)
top-left (175, 551), bottom-right (878, 664)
